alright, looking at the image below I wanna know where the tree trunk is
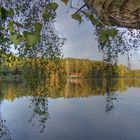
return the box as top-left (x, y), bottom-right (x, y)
top-left (85, 0), bottom-right (140, 29)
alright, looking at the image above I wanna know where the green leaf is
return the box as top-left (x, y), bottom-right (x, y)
top-left (61, 0), bottom-right (69, 5)
top-left (43, 10), bottom-right (51, 22)
top-left (8, 21), bottom-right (15, 34)
top-left (11, 34), bottom-right (24, 46)
top-left (43, 3), bottom-right (58, 21)
top-left (34, 23), bottom-right (42, 33)
top-left (107, 29), bottom-right (118, 38)
top-left (0, 7), bottom-right (9, 20)
top-left (0, 7), bottom-right (14, 20)
top-left (25, 33), bottom-right (40, 46)
top-left (47, 3), bottom-right (58, 11)
top-left (99, 29), bottom-right (118, 43)
top-left (71, 13), bottom-right (82, 23)
top-left (88, 15), bottom-right (101, 27)
top-left (99, 30), bottom-right (109, 43)
top-left (0, 26), bottom-right (4, 30)
top-left (8, 8), bottom-right (14, 17)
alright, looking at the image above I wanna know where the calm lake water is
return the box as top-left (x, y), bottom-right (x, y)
top-left (0, 79), bottom-right (140, 140)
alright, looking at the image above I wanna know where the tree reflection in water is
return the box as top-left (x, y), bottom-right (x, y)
top-left (24, 60), bottom-right (50, 133)
top-left (28, 96), bottom-right (49, 133)
top-left (0, 112), bottom-right (12, 140)
top-left (105, 79), bottom-right (118, 113)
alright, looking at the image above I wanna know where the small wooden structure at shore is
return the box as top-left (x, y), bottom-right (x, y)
top-left (68, 73), bottom-right (81, 78)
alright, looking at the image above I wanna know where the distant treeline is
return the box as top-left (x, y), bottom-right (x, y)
top-left (63, 58), bottom-right (140, 78)
top-left (0, 57), bottom-right (140, 79)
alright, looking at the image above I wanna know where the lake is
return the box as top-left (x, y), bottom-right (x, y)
top-left (0, 79), bottom-right (140, 140)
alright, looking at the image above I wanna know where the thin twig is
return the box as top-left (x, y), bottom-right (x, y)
top-left (76, 4), bottom-right (86, 13)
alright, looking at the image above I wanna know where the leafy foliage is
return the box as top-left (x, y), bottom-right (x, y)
top-left (0, 6), bottom-right (14, 20)
top-left (88, 14), bottom-right (101, 26)
top-left (0, 0), bottom-right (64, 63)
top-left (43, 2), bottom-right (58, 22)
top-left (71, 13), bottom-right (82, 23)
top-left (99, 29), bottom-right (118, 44)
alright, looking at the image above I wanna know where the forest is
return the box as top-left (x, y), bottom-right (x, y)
top-left (0, 57), bottom-right (140, 81)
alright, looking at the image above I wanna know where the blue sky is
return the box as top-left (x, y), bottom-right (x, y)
top-left (54, 1), bottom-right (140, 69)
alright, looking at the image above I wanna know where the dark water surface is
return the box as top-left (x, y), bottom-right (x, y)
top-left (0, 79), bottom-right (140, 140)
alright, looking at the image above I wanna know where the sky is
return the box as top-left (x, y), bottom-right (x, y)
top-left (54, 1), bottom-right (140, 69)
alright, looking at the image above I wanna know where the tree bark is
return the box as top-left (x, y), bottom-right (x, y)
top-left (85, 0), bottom-right (140, 29)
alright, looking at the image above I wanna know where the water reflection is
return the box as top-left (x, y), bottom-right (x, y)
top-left (28, 96), bottom-right (49, 133)
top-left (1, 78), bottom-right (140, 100)
top-left (0, 78), bottom-right (140, 139)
